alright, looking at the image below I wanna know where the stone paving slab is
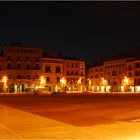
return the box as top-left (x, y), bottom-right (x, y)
top-left (0, 104), bottom-right (87, 139)
top-left (0, 122), bottom-right (22, 139)
top-left (0, 104), bottom-right (140, 139)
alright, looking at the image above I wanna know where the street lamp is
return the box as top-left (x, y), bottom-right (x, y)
top-left (40, 76), bottom-right (45, 85)
top-left (101, 77), bottom-right (107, 92)
top-left (124, 76), bottom-right (129, 85)
top-left (77, 77), bottom-right (82, 92)
top-left (87, 79), bottom-right (91, 92)
top-left (123, 76), bottom-right (129, 92)
top-left (2, 76), bottom-right (8, 84)
top-left (2, 76), bottom-right (8, 93)
top-left (60, 77), bottom-right (66, 92)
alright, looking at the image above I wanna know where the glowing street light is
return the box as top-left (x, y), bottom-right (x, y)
top-left (77, 77), bottom-right (82, 84)
top-left (101, 77), bottom-right (107, 92)
top-left (60, 77), bottom-right (66, 91)
top-left (40, 76), bottom-right (46, 85)
top-left (124, 76), bottom-right (129, 86)
top-left (123, 76), bottom-right (129, 92)
top-left (2, 76), bottom-right (8, 84)
top-left (77, 77), bottom-right (82, 92)
top-left (2, 76), bottom-right (8, 93)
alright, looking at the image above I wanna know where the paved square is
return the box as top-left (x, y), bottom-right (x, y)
top-left (0, 94), bottom-right (140, 139)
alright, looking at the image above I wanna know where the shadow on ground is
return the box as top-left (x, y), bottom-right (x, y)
top-left (0, 94), bottom-right (140, 126)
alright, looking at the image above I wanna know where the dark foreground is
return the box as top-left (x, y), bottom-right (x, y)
top-left (0, 93), bottom-right (140, 126)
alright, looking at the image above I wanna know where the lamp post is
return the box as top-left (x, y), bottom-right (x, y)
top-left (60, 77), bottom-right (66, 92)
top-left (40, 76), bottom-right (45, 85)
top-left (124, 76), bottom-right (129, 92)
top-left (39, 76), bottom-right (46, 92)
top-left (101, 77), bottom-right (107, 92)
top-left (88, 79), bottom-right (91, 92)
top-left (77, 77), bottom-right (82, 92)
top-left (2, 76), bottom-right (8, 93)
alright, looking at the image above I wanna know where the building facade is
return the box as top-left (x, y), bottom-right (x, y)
top-left (63, 59), bottom-right (85, 92)
top-left (0, 43), bottom-right (86, 93)
top-left (87, 54), bottom-right (140, 93)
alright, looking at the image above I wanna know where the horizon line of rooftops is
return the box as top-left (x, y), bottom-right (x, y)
top-left (1, 42), bottom-right (140, 66)
top-left (0, 42), bottom-right (85, 62)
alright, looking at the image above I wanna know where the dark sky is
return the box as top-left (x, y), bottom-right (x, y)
top-left (0, 2), bottom-right (140, 64)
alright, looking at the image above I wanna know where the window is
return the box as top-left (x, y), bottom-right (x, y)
top-left (17, 64), bottom-right (21, 69)
top-left (76, 63), bottom-right (78, 68)
top-left (35, 57), bottom-right (40, 62)
top-left (35, 64), bottom-right (40, 70)
top-left (67, 78), bottom-right (69, 83)
top-left (25, 57), bottom-right (30, 62)
top-left (136, 63), bottom-right (140, 68)
top-left (45, 66), bottom-right (51, 73)
top-left (8, 75), bottom-right (11, 79)
top-left (108, 79), bottom-right (110, 84)
top-left (119, 79), bottom-right (121, 84)
top-left (112, 71), bottom-right (117, 76)
top-left (71, 63), bottom-right (74, 68)
top-left (0, 65), bottom-right (2, 71)
top-left (135, 79), bottom-right (140, 85)
top-left (135, 71), bottom-right (140, 76)
top-left (26, 75), bottom-right (30, 79)
top-left (36, 75), bottom-right (39, 79)
top-left (113, 78), bottom-right (117, 84)
top-left (17, 75), bottom-right (21, 79)
top-left (67, 63), bottom-right (69, 68)
top-left (71, 71), bottom-right (74, 75)
top-left (46, 77), bottom-right (50, 83)
top-left (75, 71), bottom-right (78, 75)
top-left (7, 63), bottom-right (11, 70)
top-left (56, 67), bottom-right (61, 73)
top-left (128, 65), bottom-right (132, 70)
top-left (16, 57), bottom-right (21, 62)
top-left (128, 72), bottom-right (132, 77)
top-left (7, 56), bottom-right (12, 61)
top-left (26, 64), bottom-right (30, 70)
top-left (81, 71), bottom-right (84, 76)
top-left (67, 70), bottom-right (69, 75)
top-left (56, 77), bottom-right (60, 83)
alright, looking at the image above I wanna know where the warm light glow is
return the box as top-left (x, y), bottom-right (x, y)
top-left (60, 77), bottom-right (66, 85)
top-left (88, 79), bottom-right (91, 85)
top-left (130, 86), bottom-right (134, 92)
top-left (135, 86), bottom-right (140, 92)
top-left (106, 86), bottom-right (111, 92)
top-left (77, 77), bottom-right (82, 84)
top-left (91, 86), bottom-right (94, 91)
top-left (101, 77), bottom-right (107, 86)
top-left (101, 86), bottom-right (105, 92)
top-left (124, 76), bottom-right (129, 86)
top-left (2, 76), bottom-right (8, 84)
top-left (121, 86), bottom-right (125, 92)
top-left (40, 76), bottom-right (46, 85)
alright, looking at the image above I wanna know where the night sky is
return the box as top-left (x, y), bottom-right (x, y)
top-left (0, 2), bottom-right (140, 64)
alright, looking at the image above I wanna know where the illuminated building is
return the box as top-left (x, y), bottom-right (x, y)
top-left (87, 48), bottom-right (140, 93)
top-left (42, 57), bottom-right (64, 92)
top-left (0, 43), bottom-right (85, 93)
top-left (63, 59), bottom-right (85, 92)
